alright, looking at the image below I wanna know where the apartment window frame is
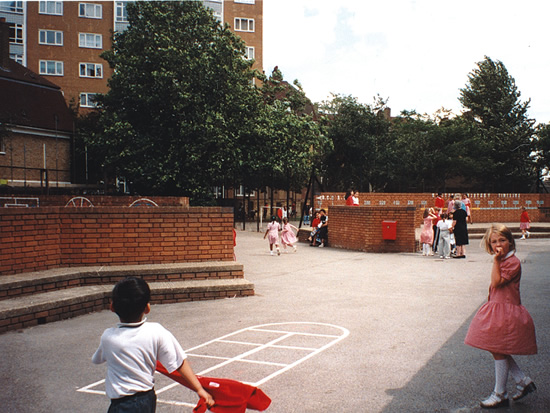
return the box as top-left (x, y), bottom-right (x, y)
top-left (79, 62), bottom-right (103, 78)
top-left (9, 23), bottom-right (23, 44)
top-left (39, 60), bottom-right (64, 76)
top-left (234, 0), bottom-right (255, 4)
top-left (0, 1), bottom-right (24, 13)
top-left (39, 1), bottom-right (63, 15)
top-left (245, 46), bottom-right (255, 60)
top-left (79, 3), bottom-right (102, 19)
top-left (115, 1), bottom-right (128, 22)
top-left (79, 32), bottom-right (102, 49)
top-left (0, 137), bottom-right (5, 155)
top-left (80, 93), bottom-right (98, 108)
top-left (39, 29), bottom-right (63, 46)
top-left (234, 18), bottom-right (254, 32)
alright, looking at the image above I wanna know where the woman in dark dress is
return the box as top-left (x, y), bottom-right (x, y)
top-left (452, 199), bottom-right (469, 258)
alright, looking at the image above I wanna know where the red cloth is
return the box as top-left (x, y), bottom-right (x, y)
top-left (435, 196), bottom-right (445, 209)
top-left (345, 196), bottom-right (354, 206)
top-left (156, 362), bottom-right (271, 413)
top-left (520, 211), bottom-right (530, 222)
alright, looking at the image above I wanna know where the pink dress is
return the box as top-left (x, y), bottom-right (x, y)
top-left (464, 252), bottom-right (537, 355)
top-left (266, 222), bottom-right (280, 244)
top-left (420, 218), bottom-right (434, 244)
top-left (280, 223), bottom-right (297, 245)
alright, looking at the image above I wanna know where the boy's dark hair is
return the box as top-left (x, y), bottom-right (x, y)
top-left (112, 277), bottom-right (151, 322)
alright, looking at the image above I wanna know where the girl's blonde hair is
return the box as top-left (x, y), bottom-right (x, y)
top-left (481, 224), bottom-right (516, 254)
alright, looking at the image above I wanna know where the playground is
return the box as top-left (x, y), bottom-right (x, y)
top-left (0, 228), bottom-right (548, 412)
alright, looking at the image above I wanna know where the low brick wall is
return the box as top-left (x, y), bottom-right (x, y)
top-left (0, 206), bottom-right (234, 276)
top-left (315, 192), bottom-right (550, 225)
top-left (328, 206), bottom-right (417, 253)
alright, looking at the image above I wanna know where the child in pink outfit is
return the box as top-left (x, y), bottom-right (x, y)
top-left (464, 224), bottom-right (537, 408)
top-left (263, 216), bottom-right (281, 255)
top-left (280, 217), bottom-right (298, 253)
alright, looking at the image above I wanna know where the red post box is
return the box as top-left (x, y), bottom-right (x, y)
top-left (382, 220), bottom-right (397, 240)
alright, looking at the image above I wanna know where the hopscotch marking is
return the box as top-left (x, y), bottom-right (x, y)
top-left (77, 322), bottom-right (349, 408)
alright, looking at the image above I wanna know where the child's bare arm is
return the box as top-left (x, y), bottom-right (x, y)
top-left (177, 360), bottom-right (214, 408)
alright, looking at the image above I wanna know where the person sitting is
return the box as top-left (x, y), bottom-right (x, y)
top-left (314, 209), bottom-right (328, 247)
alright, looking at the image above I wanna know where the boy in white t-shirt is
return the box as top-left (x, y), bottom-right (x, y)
top-left (92, 277), bottom-right (214, 412)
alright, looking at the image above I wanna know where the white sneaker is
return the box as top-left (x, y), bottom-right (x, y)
top-left (480, 391), bottom-right (509, 408)
top-left (270, 251), bottom-right (274, 256)
top-left (293, 245), bottom-right (297, 252)
top-left (318, 243), bottom-right (324, 248)
top-left (520, 235), bottom-right (526, 240)
top-left (526, 231), bottom-right (531, 238)
top-left (512, 377), bottom-right (536, 401)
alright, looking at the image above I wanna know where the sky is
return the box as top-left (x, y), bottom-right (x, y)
top-left (263, 0), bottom-right (550, 124)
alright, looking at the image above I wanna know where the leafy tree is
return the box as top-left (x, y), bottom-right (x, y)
top-left (81, 1), bottom-right (261, 202)
top-left (459, 56), bottom-right (536, 191)
top-left (320, 94), bottom-right (391, 192)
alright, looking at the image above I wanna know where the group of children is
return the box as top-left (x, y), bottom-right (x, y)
top-left (263, 216), bottom-right (299, 255)
top-left (420, 207), bottom-right (458, 259)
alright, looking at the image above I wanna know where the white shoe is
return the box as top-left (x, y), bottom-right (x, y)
top-left (270, 251), bottom-right (274, 255)
top-left (520, 236), bottom-right (526, 240)
top-left (318, 243), bottom-right (324, 248)
top-left (480, 391), bottom-right (509, 408)
top-left (526, 231), bottom-right (531, 238)
top-left (512, 377), bottom-right (536, 401)
top-left (293, 245), bottom-right (297, 252)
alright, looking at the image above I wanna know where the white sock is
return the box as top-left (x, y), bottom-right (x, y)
top-left (494, 359), bottom-right (510, 394)
top-left (507, 356), bottom-right (526, 383)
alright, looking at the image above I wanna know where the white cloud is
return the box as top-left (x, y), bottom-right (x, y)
top-left (263, 0), bottom-right (550, 123)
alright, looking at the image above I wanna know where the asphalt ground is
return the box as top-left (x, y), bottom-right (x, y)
top-left (1, 228), bottom-right (549, 413)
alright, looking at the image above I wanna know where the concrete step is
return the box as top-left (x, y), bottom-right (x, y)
top-left (0, 279), bottom-right (254, 334)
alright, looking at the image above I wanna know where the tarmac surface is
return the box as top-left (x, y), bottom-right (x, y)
top-left (1, 226), bottom-right (549, 413)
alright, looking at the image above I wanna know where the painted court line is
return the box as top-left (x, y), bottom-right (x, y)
top-left (77, 322), bottom-right (349, 408)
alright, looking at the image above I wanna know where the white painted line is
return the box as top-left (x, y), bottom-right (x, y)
top-left (77, 322), bottom-right (350, 408)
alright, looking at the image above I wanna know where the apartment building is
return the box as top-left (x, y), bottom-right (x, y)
top-left (0, 0), bottom-right (263, 112)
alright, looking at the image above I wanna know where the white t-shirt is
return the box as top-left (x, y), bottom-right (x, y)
top-left (92, 319), bottom-right (186, 399)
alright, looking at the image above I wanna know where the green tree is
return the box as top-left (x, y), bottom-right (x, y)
top-left (82, 1), bottom-right (261, 202)
top-left (320, 94), bottom-right (391, 192)
top-left (459, 56), bottom-right (536, 191)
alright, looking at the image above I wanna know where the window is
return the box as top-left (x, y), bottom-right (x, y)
top-left (39, 1), bottom-right (62, 15)
top-left (10, 54), bottom-right (24, 64)
top-left (234, 0), bottom-right (255, 3)
top-left (39, 29), bottom-right (63, 46)
top-left (79, 33), bottom-right (102, 49)
top-left (234, 18), bottom-right (254, 32)
top-left (79, 63), bottom-right (102, 78)
top-left (115, 1), bottom-right (128, 22)
top-left (236, 185), bottom-right (255, 197)
top-left (245, 46), bottom-right (255, 60)
top-left (0, 1), bottom-right (23, 13)
top-left (80, 93), bottom-right (97, 108)
top-left (0, 137), bottom-right (5, 154)
top-left (79, 3), bottom-right (102, 18)
top-left (39, 60), bottom-right (64, 76)
top-left (9, 23), bottom-right (23, 44)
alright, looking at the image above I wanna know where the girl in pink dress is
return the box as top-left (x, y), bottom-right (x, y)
top-left (420, 208), bottom-right (437, 256)
top-left (280, 217), bottom-right (298, 252)
top-left (263, 216), bottom-right (281, 256)
top-left (464, 224), bottom-right (537, 408)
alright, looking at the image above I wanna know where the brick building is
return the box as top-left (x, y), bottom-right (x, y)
top-left (0, 18), bottom-right (74, 189)
top-left (0, 0), bottom-right (263, 112)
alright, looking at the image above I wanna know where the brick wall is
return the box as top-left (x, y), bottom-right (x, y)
top-left (328, 206), bottom-right (417, 253)
top-left (0, 206), bottom-right (234, 276)
top-left (315, 192), bottom-right (550, 225)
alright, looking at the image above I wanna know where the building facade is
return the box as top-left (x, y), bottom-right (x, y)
top-left (0, 0), bottom-right (263, 112)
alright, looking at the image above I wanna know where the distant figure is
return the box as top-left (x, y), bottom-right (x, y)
top-left (519, 206), bottom-right (531, 240)
top-left (451, 200), bottom-right (468, 258)
top-left (462, 193), bottom-right (472, 223)
top-left (345, 190), bottom-right (354, 206)
top-left (352, 191), bottom-right (360, 206)
top-left (464, 225), bottom-right (537, 408)
top-left (280, 217), bottom-right (298, 253)
top-left (420, 208), bottom-right (437, 256)
top-left (264, 215), bottom-right (281, 256)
